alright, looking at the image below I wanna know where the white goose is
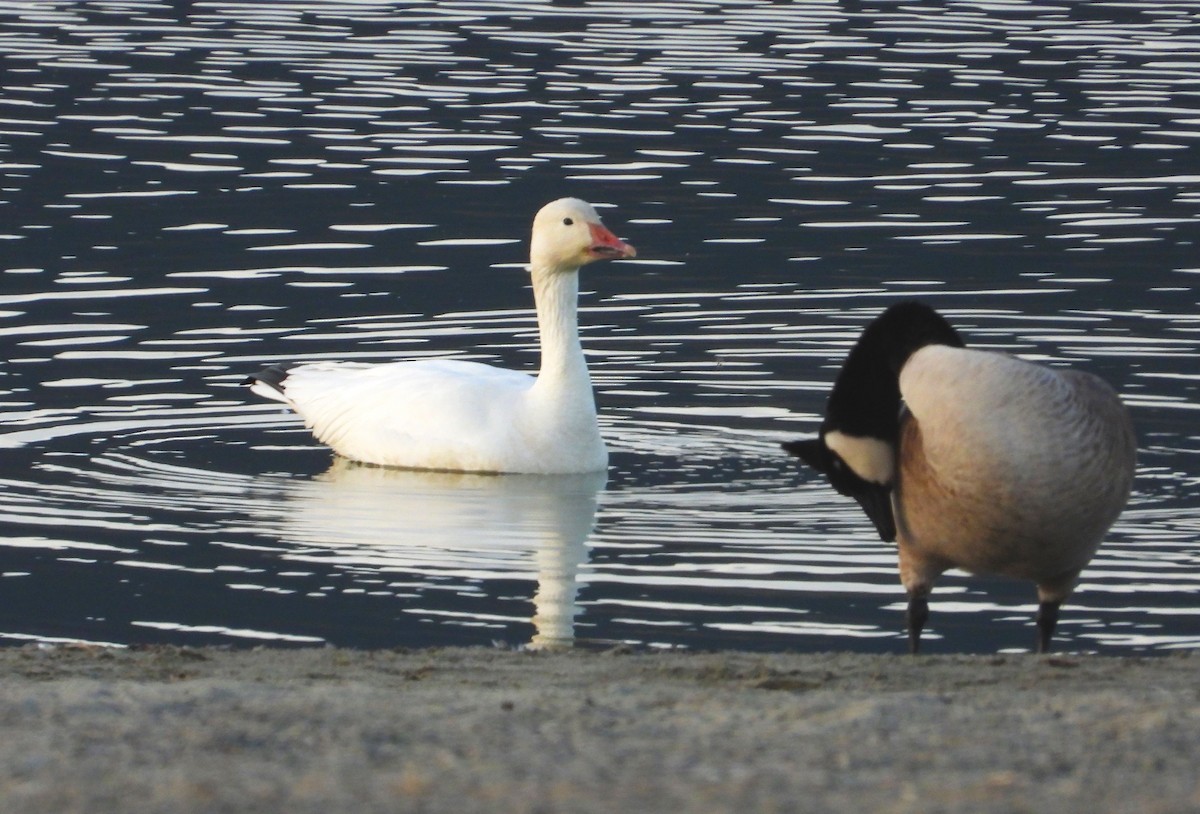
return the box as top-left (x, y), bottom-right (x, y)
top-left (246, 197), bottom-right (635, 474)
top-left (784, 302), bottom-right (1137, 654)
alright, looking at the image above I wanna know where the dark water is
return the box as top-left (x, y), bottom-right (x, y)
top-left (1, 0), bottom-right (1198, 653)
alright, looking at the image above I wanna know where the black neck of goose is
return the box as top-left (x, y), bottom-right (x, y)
top-left (824, 302), bottom-right (963, 442)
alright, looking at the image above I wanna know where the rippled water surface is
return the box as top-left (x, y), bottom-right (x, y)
top-left (2, 0), bottom-right (1198, 653)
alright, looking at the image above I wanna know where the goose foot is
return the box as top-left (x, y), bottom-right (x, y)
top-left (1036, 600), bottom-right (1061, 654)
top-left (906, 594), bottom-right (929, 655)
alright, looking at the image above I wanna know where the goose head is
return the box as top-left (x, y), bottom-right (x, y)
top-left (529, 198), bottom-right (636, 274)
top-left (784, 302), bottom-right (964, 541)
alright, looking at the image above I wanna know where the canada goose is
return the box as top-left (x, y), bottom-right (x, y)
top-left (246, 198), bottom-right (635, 474)
top-left (784, 302), bottom-right (1136, 653)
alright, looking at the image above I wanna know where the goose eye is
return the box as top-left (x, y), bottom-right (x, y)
top-left (562, 217), bottom-right (574, 226)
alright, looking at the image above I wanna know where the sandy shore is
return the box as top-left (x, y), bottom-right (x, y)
top-left (0, 645), bottom-right (1196, 813)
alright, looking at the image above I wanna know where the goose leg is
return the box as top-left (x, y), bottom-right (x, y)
top-left (906, 592), bottom-right (930, 655)
top-left (1036, 599), bottom-right (1061, 654)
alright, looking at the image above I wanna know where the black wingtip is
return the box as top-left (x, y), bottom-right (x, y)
top-left (244, 363), bottom-right (291, 392)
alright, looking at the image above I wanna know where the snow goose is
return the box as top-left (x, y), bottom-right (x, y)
top-left (246, 197), bottom-right (635, 474)
top-left (784, 302), bottom-right (1136, 653)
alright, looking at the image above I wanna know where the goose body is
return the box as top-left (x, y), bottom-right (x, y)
top-left (785, 302), bottom-right (1136, 653)
top-left (246, 198), bottom-right (635, 474)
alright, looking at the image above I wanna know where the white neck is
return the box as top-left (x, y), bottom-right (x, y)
top-left (530, 266), bottom-right (591, 394)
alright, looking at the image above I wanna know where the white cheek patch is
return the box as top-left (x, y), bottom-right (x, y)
top-left (825, 430), bottom-right (895, 485)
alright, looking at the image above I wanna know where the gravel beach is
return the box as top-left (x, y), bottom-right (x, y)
top-left (1, 646), bottom-right (1196, 813)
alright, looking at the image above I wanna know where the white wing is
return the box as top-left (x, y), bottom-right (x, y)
top-left (268, 359), bottom-right (537, 471)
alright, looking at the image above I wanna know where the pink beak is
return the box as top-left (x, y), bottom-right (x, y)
top-left (588, 222), bottom-right (637, 260)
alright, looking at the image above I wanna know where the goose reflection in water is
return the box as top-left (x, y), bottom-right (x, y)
top-left (276, 461), bottom-right (606, 649)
